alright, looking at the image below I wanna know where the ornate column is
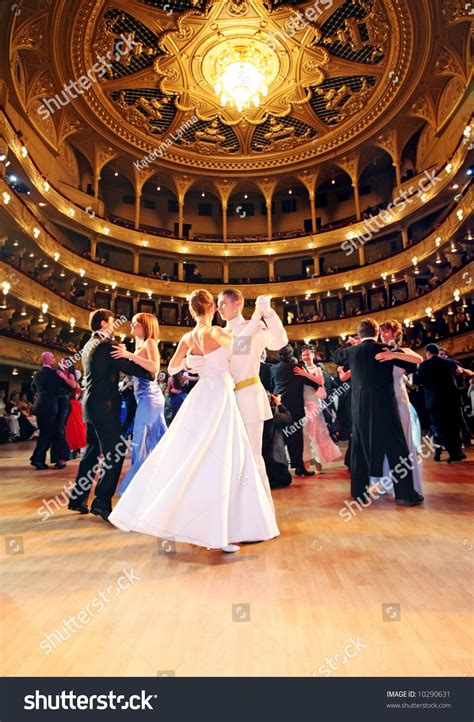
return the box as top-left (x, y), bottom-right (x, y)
top-left (215, 179), bottom-right (238, 244)
top-left (172, 175), bottom-right (194, 240)
top-left (134, 191), bottom-right (141, 230)
top-left (177, 260), bottom-right (184, 281)
top-left (393, 160), bottom-right (402, 188)
top-left (358, 243), bottom-right (365, 265)
top-left (222, 200), bottom-right (228, 243)
top-left (94, 143), bottom-right (118, 210)
top-left (223, 260), bottom-right (229, 283)
top-left (90, 237), bottom-right (97, 260)
top-left (133, 252), bottom-right (139, 274)
top-left (178, 200), bottom-right (184, 239)
top-left (312, 252), bottom-right (320, 277)
top-left (338, 154), bottom-right (360, 222)
top-left (401, 227), bottom-right (409, 249)
top-left (353, 181), bottom-right (361, 221)
top-left (266, 200), bottom-right (272, 241)
top-left (268, 257), bottom-right (275, 281)
top-left (256, 178), bottom-right (278, 242)
top-left (297, 170), bottom-right (319, 234)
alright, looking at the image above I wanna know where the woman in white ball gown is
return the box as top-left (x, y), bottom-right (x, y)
top-left (109, 289), bottom-right (279, 553)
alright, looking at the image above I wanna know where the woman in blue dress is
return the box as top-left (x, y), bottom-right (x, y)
top-left (111, 313), bottom-right (167, 494)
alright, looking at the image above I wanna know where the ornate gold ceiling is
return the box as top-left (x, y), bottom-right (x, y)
top-left (5, 0), bottom-right (472, 176)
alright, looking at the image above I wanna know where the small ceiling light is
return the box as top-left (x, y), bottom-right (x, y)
top-left (244, 193), bottom-right (248, 199)
top-left (33, 227), bottom-right (40, 238)
top-left (142, 240), bottom-right (149, 246)
top-left (38, 202), bottom-right (47, 207)
top-left (4, 160), bottom-right (10, 167)
top-left (147, 290), bottom-right (152, 299)
top-left (404, 319), bottom-right (410, 328)
top-left (435, 253), bottom-right (442, 264)
top-left (12, 368), bottom-right (18, 376)
top-left (156, 186), bottom-right (161, 191)
top-left (445, 163), bottom-right (453, 173)
top-left (51, 320), bottom-right (56, 328)
top-left (21, 146), bottom-right (28, 158)
top-left (463, 124), bottom-right (472, 138)
top-left (448, 306), bottom-right (454, 315)
top-left (103, 227), bottom-right (110, 235)
top-left (425, 306), bottom-right (432, 316)
top-left (414, 266), bottom-right (420, 275)
top-left (68, 208), bottom-right (75, 217)
top-left (53, 252), bottom-right (60, 262)
top-left (42, 262), bottom-right (48, 268)
top-left (331, 178), bottom-right (335, 185)
top-left (79, 269), bottom-right (85, 277)
top-left (41, 303), bottom-right (48, 314)
top-left (457, 209), bottom-right (464, 220)
top-left (59, 270), bottom-right (65, 277)
top-left (126, 290), bottom-right (131, 296)
top-left (111, 281), bottom-right (117, 290)
top-left (288, 189), bottom-right (293, 195)
top-left (420, 193), bottom-right (427, 202)
top-left (452, 184), bottom-right (459, 190)
top-left (435, 236), bottom-right (442, 247)
top-left (224, 249), bottom-right (230, 256)
top-left (83, 281), bottom-right (88, 286)
top-left (20, 308), bottom-right (27, 316)
top-left (201, 192), bottom-right (205, 197)
top-left (2, 191), bottom-right (11, 204)
top-left (43, 181), bottom-right (50, 191)
top-left (8, 174), bottom-right (17, 183)
top-left (28, 252), bottom-right (34, 258)
top-left (38, 315), bottom-right (44, 322)
top-left (12, 240), bottom-right (19, 247)
top-left (114, 171), bottom-right (119, 177)
top-left (70, 317), bottom-right (76, 329)
top-left (181, 246), bottom-right (188, 253)
top-left (0, 153), bottom-right (5, 161)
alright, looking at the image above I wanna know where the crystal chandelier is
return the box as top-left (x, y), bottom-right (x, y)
top-left (213, 46), bottom-right (270, 112)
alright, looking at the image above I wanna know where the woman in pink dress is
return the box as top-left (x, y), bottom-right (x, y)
top-left (295, 346), bottom-right (342, 473)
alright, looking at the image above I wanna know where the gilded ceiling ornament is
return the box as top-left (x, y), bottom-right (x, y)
top-left (14, 18), bottom-right (45, 49)
top-left (179, 120), bottom-right (238, 153)
top-left (435, 47), bottom-right (461, 76)
top-left (253, 117), bottom-right (312, 152)
top-left (152, 0), bottom-right (329, 126)
top-left (442, 0), bottom-right (472, 22)
top-left (114, 92), bottom-right (170, 133)
top-left (408, 93), bottom-right (435, 126)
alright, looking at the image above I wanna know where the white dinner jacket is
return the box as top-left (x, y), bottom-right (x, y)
top-left (227, 310), bottom-right (288, 423)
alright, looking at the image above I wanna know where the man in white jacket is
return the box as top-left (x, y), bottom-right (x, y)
top-left (217, 289), bottom-right (288, 506)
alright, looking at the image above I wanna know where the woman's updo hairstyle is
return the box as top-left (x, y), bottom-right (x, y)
top-left (188, 289), bottom-right (214, 317)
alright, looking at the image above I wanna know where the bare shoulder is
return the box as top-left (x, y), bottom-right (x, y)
top-left (179, 331), bottom-right (193, 348)
top-left (210, 325), bottom-right (230, 340)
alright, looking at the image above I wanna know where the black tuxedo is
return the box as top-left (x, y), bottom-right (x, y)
top-left (332, 340), bottom-right (419, 500)
top-left (31, 366), bottom-right (63, 465)
top-left (414, 356), bottom-right (463, 458)
top-left (270, 359), bottom-right (319, 470)
top-left (70, 334), bottom-right (151, 514)
top-left (259, 361), bottom-right (273, 392)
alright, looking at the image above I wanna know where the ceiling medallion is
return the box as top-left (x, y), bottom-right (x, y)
top-left (153, 0), bottom-right (328, 125)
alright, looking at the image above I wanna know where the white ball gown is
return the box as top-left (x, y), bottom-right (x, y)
top-left (109, 345), bottom-right (280, 549)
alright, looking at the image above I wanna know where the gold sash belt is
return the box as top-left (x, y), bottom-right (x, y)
top-left (234, 376), bottom-right (260, 391)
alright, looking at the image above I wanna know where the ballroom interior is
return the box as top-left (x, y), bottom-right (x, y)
top-left (0, 0), bottom-right (473, 679)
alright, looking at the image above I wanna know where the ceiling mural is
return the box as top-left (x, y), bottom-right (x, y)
top-left (5, 0), bottom-right (472, 175)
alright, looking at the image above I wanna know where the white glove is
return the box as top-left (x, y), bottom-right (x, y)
top-left (253, 295), bottom-right (272, 319)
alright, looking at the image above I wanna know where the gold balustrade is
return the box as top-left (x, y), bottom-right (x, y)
top-left (1, 260), bottom-right (472, 343)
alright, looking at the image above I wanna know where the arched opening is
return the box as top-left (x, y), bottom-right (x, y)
top-left (358, 146), bottom-right (396, 216)
top-left (315, 166), bottom-right (355, 231)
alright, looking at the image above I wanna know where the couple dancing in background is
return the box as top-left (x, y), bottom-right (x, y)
top-left (110, 289), bottom-right (287, 552)
top-left (332, 318), bottom-right (424, 506)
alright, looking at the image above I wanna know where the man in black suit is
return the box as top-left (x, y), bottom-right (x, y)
top-left (270, 344), bottom-right (320, 476)
top-left (68, 309), bottom-right (151, 520)
top-left (30, 352), bottom-right (62, 470)
top-left (414, 343), bottom-right (464, 463)
top-left (259, 349), bottom-right (273, 392)
top-left (332, 319), bottom-right (424, 505)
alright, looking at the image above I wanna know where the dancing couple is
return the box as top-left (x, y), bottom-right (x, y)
top-left (71, 289), bottom-right (287, 553)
